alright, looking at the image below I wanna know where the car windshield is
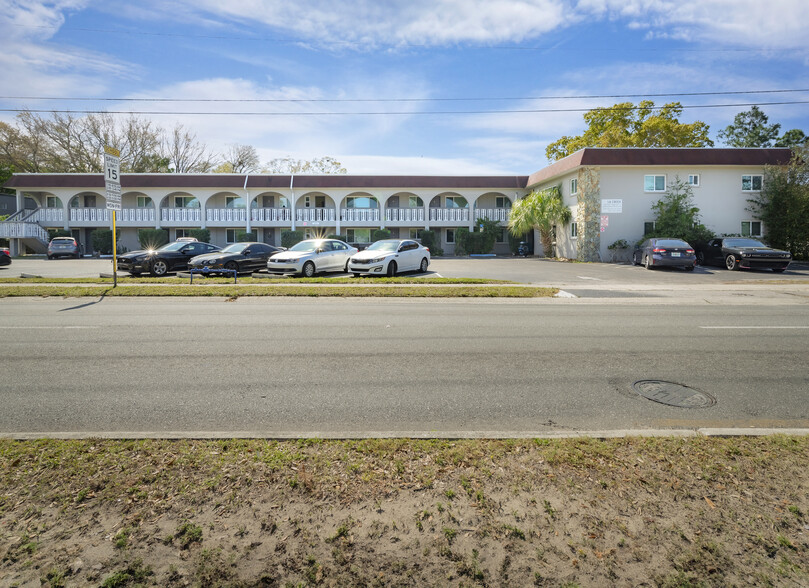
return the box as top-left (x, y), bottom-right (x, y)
top-left (366, 240), bottom-right (400, 252)
top-left (288, 241), bottom-right (320, 252)
top-left (725, 238), bottom-right (766, 248)
top-left (656, 240), bottom-right (690, 248)
top-left (220, 243), bottom-right (248, 254)
top-left (158, 242), bottom-right (189, 252)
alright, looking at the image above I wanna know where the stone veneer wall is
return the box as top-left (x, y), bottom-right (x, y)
top-left (576, 166), bottom-right (601, 262)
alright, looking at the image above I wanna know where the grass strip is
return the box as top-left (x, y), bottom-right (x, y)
top-left (0, 276), bottom-right (513, 285)
top-left (0, 284), bottom-right (556, 298)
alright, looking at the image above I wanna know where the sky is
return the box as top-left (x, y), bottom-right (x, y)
top-left (1, 0), bottom-right (808, 175)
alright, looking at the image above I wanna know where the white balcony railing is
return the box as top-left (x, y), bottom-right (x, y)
top-left (69, 208), bottom-right (110, 223)
top-left (429, 207), bottom-right (470, 222)
top-left (32, 208), bottom-right (65, 223)
top-left (161, 208), bottom-right (201, 223)
top-left (118, 208), bottom-right (156, 223)
top-left (206, 208), bottom-right (247, 223)
top-left (296, 208), bottom-right (336, 223)
top-left (384, 208), bottom-right (426, 223)
top-left (0, 221), bottom-right (50, 242)
top-left (474, 208), bottom-right (511, 222)
top-left (340, 208), bottom-right (380, 222)
top-left (251, 208), bottom-right (293, 223)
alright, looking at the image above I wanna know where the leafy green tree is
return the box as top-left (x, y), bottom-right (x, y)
top-left (507, 185), bottom-right (571, 257)
top-left (546, 101), bottom-right (713, 161)
top-left (647, 177), bottom-right (714, 245)
top-left (747, 147), bottom-right (809, 259)
top-left (717, 106), bottom-right (781, 147)
top-left (775, 129), bottom-right (808, 148)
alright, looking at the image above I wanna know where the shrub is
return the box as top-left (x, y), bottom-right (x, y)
top-left (372, 229), bottom-right (391, 241)
top-left (188, 229), bottom-right (210, 243)
top-left (420, 230), bottom-right (442, 256)
top-left (236, 231), bottom-right (257, 242)
top-left (508, 231), bottom-right (529, 255)
top-left (137, 229), bottom-right (168, 250)
top-left (48, 229), bottom-right (72, 240)
top-left (90, 229), bottom-right (121, 255)
top-left (281, 230), bottom-right (304, 248)
top-left (327, 234), bottom-right (348, 242)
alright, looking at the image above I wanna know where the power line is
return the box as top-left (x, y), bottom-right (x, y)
top-left (1, 89), bottom-right (808, 104)
top-left (1, 101), bottom-right (808, 117)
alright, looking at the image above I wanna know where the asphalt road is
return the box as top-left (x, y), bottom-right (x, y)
top-left (2, 297), bottom-right (808, 437)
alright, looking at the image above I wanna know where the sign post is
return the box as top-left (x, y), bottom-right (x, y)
top-left (104, 146), bottom-right (121, 287)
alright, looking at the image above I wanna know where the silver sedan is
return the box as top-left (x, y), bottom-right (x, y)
top-left (267, 239), bottom-right (358, 277)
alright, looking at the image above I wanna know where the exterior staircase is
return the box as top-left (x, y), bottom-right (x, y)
top-left (0, 208), bottom-right (50, 254)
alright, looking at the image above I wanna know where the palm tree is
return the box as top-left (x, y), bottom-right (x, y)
top-left (508, 185), bottom-right (572, 257)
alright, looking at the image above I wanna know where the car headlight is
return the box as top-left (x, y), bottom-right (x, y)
top-left (740, 252), bottom-right (749, 258)
top-left (369, 257), bottom-right (386, 263)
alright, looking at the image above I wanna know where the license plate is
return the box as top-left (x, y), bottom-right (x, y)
top-left (672, 252), bottom-right (681, 257)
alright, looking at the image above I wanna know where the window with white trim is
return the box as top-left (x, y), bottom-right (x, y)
top-left (174, 196), bottom-right (199, 208)
top-left (644, 221), bottom-right (656, 235)
top-left (176, 229), bottom-right (191, 239)
top-left (226, 229), bottom-right (238, 243)
top-left (46, 196), bottom-right (60, 208)
top-left (687, 174), bottom-right (700, 187)
top-left (137, 196), bottom-right (151, 208)
top-left (570, 222), bottom-right (578, 239)
top-left (570, 178), bottom-right (578, 195)
top-left (446, 229), bottom-right (455, 244)
top-left (495, 196), bottom-right (510, 208)
top-left (742, 175), bottom-right (763, 191)
top-left (445, 196), bottom-right (468, 208)
top-left (409, 228), bottom-right (424, 240)
top-left (741, 221), bottom-right (762, 237)
top-left (346, 228), bottom-right (371, 243)
top-left (226, 196), bottom-right (245, 209)
top-left (496, 228), bottom-right (507, 243)
top-left (644, 175), bottom-right (666, 192)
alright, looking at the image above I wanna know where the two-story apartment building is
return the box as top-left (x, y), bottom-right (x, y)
top-left (0, 148), bottom-right (793, 260)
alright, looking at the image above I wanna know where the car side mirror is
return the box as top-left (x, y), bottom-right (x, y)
top-left (243, 249), bottom-right (251, 255)
top-left (316, 248), bottom-right (324, 253)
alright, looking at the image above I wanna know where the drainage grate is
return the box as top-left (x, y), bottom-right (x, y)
top-left (632, 380), bottom-right (716, 408)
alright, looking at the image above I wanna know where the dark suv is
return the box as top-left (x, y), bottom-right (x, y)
top-left (47, 237), bottom-right (81, 259)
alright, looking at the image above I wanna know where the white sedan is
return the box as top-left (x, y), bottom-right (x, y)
top-left (266, 239), bottom-right (358, 277)
top-left (348, 239), bottom-right (430, 277)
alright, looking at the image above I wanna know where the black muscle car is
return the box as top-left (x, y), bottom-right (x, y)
top-left (117, 241), bottom-right (220, 276)
top-left (695, 238), bottom-right (791, 272)
top-left (188, 242), bottom-right (284, 274)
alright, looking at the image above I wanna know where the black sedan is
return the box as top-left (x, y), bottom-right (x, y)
top-left (0, 247), bottom-right (10, 266)
top-left (117, 241), bottom-right (220, 276)
top-left (188, 242), bottom-right (284, 274)
top-left (695, 238), bottom-right (791, 272)
top-left (633, 238), bottom-right (696, 271)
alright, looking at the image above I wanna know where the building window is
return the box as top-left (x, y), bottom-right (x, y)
top-left (687, 174), bottom-right (700, 187)
top-left (409, 228), bottom-right (424, 240)
top-left (495, 196), bottom-right (511, 208)
top-left (644, 221), bottom-right (656, 235)
top-left (174, 196), bottom-right (199, 208)
top-left (226, 229), bottom-right (238, 243)
top-left (644, 175), bottom-right (666, 192)
top-left (408, 196), bottom-right (423, 208)
top-left (175, 229), bottom-right (191, 240)
top-left (445, 196), bottom-right (468, 208)
top-left (226, 196), bottom-right (245, 209)
top-left (496, 228), bottom-right (507, 243)
top-left (570, 178), bottom-right (578, 195)
top-left (742, 175), bottom-right (763, 191)
top-left (137, 196), bottom-right (150, 208)
top-left (446, 229), bottom-right (455, 244)
top-left (741, 221), bottom-right (762, 237)
top-left (46, 196), bottom-right (60, 208)
top-left (346, 228), bottom-right (371, 243)
top-left (571, 222), bottom-right (578, 239)
top-left (346, 196), bottom-right (378, 208)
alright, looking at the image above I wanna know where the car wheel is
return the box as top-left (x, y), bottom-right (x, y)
top-left (632, 252), bottom-right (640, 266)
top-left (696, 251), bottom-right (705, 265)
top-left (73, 252), bottom-right (80, 259)
top-left (386, 261), bottom-right (397, 277)
top-left (151, 259), bottom-right (168, 276)
top-left (772, 268), bottom-right (785, 273)
top-left (131, 270), bottom-right (141, 277)
top-left (725, 254), bottom-right (739, 271)
top-left (344, 260), bottom-right (350, 272)
top-left (644, 255), bottom-right (652, 270)
top-left (684, 265), bottom-right (695, 272)
top-left (225, 260), bottom-right (238, 273)
top-left (352, 272), bottom-right (362, 277)
top-left (419, 257), bottom-right (429, 273)
top-left (302, 261), bottom-right (315, 278)
top-left (47, 254), bottom-right (53, 260)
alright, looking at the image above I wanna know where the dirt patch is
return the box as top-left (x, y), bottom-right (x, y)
top-left (1, 437), bottom-right (807, 587)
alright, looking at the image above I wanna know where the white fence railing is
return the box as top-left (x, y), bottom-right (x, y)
top-left (474, 208), bottom-right (510, 222)
top-left (340, 208), bottom-right (380, 222)
top-left (429, 207), bottom-right (470, 222)
top-left (206, 208), bottom-right (247, 223)
top-left (0, 221), bottom-right (50, 242)
top-left (384, 208), bottom-right (426, 222)
top-left (32, 208), bottom-right (65, 223)
top-left (69, 208), bottom-right (110, 223)
top-left (161, 208), bottom-right (202, 223)
top-left (251, 208), bottom-right (293, 222)
top-left (296, 208), bottom-right (336, 222)
top-left (117, 208), bottom-right (155, 223)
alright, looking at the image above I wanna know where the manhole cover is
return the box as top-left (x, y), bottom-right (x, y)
top-left (632, 380), bottom-right (716, 408)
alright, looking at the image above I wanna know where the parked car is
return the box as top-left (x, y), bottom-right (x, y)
top-left (117, 240), bottom-right (220, 276)
top-left (348, 239), bottom-right (430, 277)
top-left (633, 238), bottom-right (696, 271)
top-left (695, 237), bottom-right (792, 272)
top-left (267, 239), bottom-right (358, 277)
top-left (0, 247), bottom-right (10, 266)
top-left (47, 236), bottom-right (80, 259)
top-left (188, 242), bottom-right (284, 274)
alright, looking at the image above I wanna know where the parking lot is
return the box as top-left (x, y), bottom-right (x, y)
top-left (2, 254), bottom-right (808, 288)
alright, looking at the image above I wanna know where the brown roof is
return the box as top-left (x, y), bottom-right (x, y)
top-left (4, 173), bottom-right (529, 191)
top-left (526, 148), bottom-right (794, 187)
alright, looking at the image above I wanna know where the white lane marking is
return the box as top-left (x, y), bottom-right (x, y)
top-left (555, 290), bottom-right (578, 298)
top-left (577, 276), bottom-right (603, 281)
top-left (699, 326), bottom-right (809, 329)
top-left (0, 326), bottom-right (101, 329)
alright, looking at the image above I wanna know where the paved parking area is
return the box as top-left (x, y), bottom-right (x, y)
top-left (2, 255), bottom-right (808, 286)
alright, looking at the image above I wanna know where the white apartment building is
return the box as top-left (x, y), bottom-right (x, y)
top-left (0, 148), bottom-right (793, 260)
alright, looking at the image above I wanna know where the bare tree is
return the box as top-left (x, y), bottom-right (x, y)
top-left (164, 124), bottom-right (217, 173)
top-left (216, 144), bottom-right (260, 173)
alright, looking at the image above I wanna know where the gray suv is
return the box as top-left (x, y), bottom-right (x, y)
top-left (47, 237), bottom-right (81, 259)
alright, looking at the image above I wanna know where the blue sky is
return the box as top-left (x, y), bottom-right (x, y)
top-left (1, 0), bottom-right (808, 175)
